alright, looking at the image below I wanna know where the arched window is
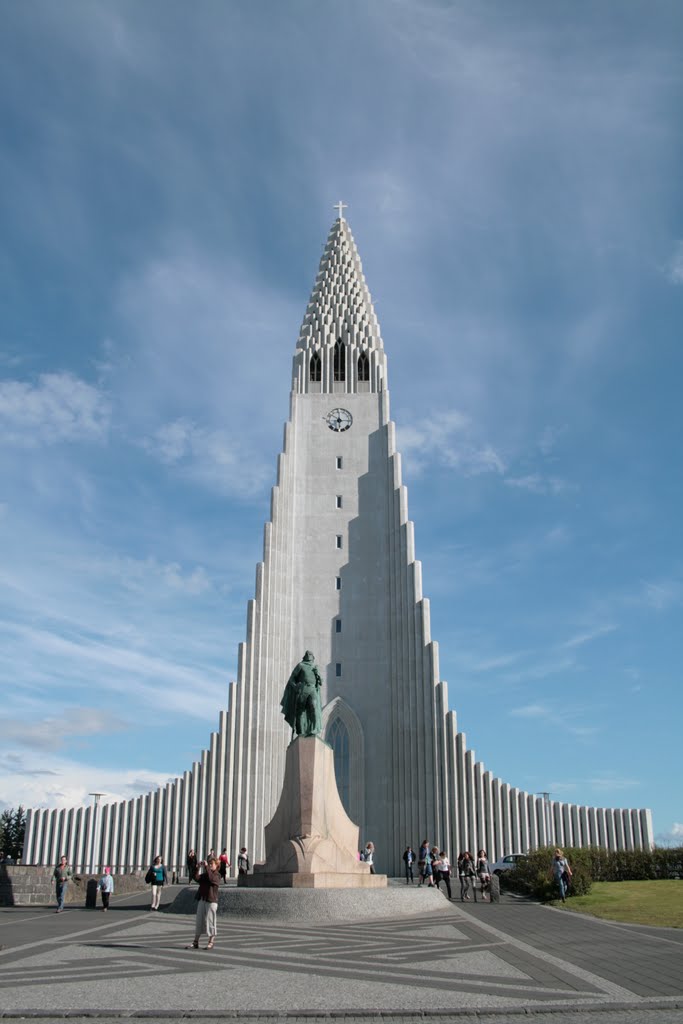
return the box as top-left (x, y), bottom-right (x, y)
top-left (309, 351), bottom-right (321, 382)
top-left (327, 716), bottom-right (350, 814)
top-left (333, 339), bottom-right (346, 382)
top-left (357, 350), bottom-right (369, 382)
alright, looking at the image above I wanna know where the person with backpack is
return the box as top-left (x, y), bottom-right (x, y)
top-left (146, 855), bottom-right (168, 910)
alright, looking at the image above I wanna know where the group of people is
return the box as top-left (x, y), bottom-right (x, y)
top-left (186, 847), bottom-right (251, 883)
top-left (402, 843), bottom-right (495, 902)
top-left (50, 842), bottom-right (574, 950)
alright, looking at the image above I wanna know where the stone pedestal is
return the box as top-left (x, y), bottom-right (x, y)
top-left (239, 736), bottom-right (386, 888)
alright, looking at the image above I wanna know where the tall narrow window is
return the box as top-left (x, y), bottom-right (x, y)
top-left (328, 717), bottom-right (350, 813)
top-left (335, 619), bottom-right (342, 633)
top-left (357, 350), bottom-right (369, 382)
top-left (309, 351), bottom-right (321, 382)
top-left (335, 663), bottom-right (342, 677)
top-left (333, 339), bottom-right (346, 381)
top-left (335, 535), bottom-right (343, 549)
top-left (336, 495), bottom-right (343, 509)
top-left (336, 456), bottom-right (343, 470)
top-left (335, 576), bottom-right (342, 590)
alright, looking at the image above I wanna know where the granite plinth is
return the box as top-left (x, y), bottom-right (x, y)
top-left (241, 735), bottom-right (387, 889)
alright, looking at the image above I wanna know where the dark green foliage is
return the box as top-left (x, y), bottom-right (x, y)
top-left (505, 845), bottom-right (683, 902)
top-left (0, 806), bottom-right (26, 861)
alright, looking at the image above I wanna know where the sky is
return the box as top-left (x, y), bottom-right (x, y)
top-left (0, 0), bottom-right (681, 847)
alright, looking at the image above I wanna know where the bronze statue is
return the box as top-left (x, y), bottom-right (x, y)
top-left (281, 651), bottom-right (323, 738)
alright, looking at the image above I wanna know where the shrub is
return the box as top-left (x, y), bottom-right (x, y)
top-left (504, 846), bottom-right (683, 902)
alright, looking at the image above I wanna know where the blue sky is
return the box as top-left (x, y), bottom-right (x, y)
top-left (1, 0), bottom-right (681, 846)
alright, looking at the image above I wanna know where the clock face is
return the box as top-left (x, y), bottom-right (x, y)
top-left (325, 408), bottom-right (353, 432)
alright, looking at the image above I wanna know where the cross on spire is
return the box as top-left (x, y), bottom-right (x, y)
top-left (334, 200), bottom-right (347, 220)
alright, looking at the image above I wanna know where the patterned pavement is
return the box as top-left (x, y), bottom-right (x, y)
top-left (0, 886), bottom-right (681, 1021)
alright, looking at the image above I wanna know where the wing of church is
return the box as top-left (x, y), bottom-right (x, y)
top-left (23, 215), bottom-right (654, 874)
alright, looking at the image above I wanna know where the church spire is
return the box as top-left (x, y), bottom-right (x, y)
top-left (293, 213), bottom-right (387, 394)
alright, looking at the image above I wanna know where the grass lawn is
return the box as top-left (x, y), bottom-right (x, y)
top-left (554, 880), bottom-right (683, 928)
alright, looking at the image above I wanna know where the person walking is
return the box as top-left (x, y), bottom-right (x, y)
top-left (402, 846), bottom-right (415, 884)
top-left (219, 848), bottom-right (230, 883)
top-left (419, 841), bottom-right (435, 887)
top-left (186, 856), bottom-right (221, 950)
top-left (551, 848), bottom-right (572, 902)
top-left (186, 848), bottom-right (197, 882)
top-left (98, 866), bottom-right (114, 911)
top-left (237, 847), bottom-right (250, 875)
top-left (147, 855), bottom-right (168, 910)
top-left (458, 851), bottom-right (476, 901)
top-left (53, 855), bottom-right (72, 913)
top-left (364, 842), bottom-right (376, 874)
top-left (476, 849), bottom-right (491, 901)
top-left (436, 850), bottom-right (452, 899)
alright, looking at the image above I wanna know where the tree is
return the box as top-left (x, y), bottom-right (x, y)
top-left (0, 806), bottom-right (26, 862)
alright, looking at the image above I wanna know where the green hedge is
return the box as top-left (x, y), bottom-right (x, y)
top-left (505, 846), bottom-right (683, 901)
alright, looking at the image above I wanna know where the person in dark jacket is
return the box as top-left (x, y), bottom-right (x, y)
top-left (186, 848), bottom-right (198, 882)
top-left (402, 846), bottom-right (415, 884)
top-left (186, 856), bottom-right (221, 950)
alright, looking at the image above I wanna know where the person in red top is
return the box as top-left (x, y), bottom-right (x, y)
top-left (186, 856), bottom-right (221, 950)
top-left (219, 848), bottom-right (230, 883)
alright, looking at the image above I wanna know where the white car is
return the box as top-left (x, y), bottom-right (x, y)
top-left (491, 853), bottom-right (527, 875)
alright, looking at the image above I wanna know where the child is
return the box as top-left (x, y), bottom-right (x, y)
top-left (98, 866), bottom-right (114, 911)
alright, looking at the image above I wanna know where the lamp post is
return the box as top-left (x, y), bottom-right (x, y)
top-left (88, 793), bottom-right (104, 874)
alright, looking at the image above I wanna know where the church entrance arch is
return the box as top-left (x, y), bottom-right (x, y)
top-left (322, 697), bottom-right (365, 833)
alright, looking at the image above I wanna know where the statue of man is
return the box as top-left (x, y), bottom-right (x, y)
top-left (280, 651), bottom-right (323, 738)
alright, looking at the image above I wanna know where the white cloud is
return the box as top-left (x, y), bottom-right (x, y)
top-left (398, 410), bottom-right (505, 477)
top-left (587, 774), bottom-right (640, 791)
top-left (0, 750), bottom-right (175, 812)
top-left (640, 579), bottom-right (682, 611)
top-left (0, 373), bottom-right (110, 446)
top-left (144, 417), bottom-right (271, 499)
top-left (504, 474), bottom-right (574, 496)
top-left (666, 241), bottom-right (683, 284)
top-left (561, 624), bottom-right (617, 649)
top-left (0, 708), bottom-right (125, 753)
top-left (509, 703), bottom-right (549, 718)
top-left (672, 823), bottom-right (683, 837)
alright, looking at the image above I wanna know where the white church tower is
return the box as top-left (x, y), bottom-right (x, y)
top-left (23, 213), bottom-right (654, 875)
top-left (231, 208), bottom-right (448, 868)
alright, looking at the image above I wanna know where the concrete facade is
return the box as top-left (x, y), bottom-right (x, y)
top-left (23, 216), bottom-right (655, 875)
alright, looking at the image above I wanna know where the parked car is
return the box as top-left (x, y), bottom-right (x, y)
top-left (491, 853), bottom-right (527, 875)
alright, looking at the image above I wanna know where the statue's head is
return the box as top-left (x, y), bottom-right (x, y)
top-left (303, 650), bottom-right (315, 662)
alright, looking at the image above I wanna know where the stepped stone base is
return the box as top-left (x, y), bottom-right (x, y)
top-left (168, 884), bottom-right (449, 920)
top-left (239, 870), bottom-right (386, 888)
top-left (241, 735), bottom-right (387, 890)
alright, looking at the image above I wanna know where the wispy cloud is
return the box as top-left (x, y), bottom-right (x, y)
top-left (0, 708), bottom-right (126, 753)
top-left (561, 624), bottom-right (618, 649)
top-left (504, 474), bottom-right (574, 496)
top-left (639, 579), bottom-right (682, 611)
top-left (144, 418), bottom-right (271, 499)
top-left (0, 751), bottom-right (176, 812)
top-left (398, 410), bottom-right (505, 477)
top-left (0, 373), bottom-right (110, 446)
top-left (666, 240), bottom-right (683, 285)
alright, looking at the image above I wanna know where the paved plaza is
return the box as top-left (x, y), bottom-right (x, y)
top-left (0, 884), bottom-right (681, 1023)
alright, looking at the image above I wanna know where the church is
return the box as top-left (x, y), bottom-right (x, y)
top-left (23, 212), bottom-right (654, 876)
